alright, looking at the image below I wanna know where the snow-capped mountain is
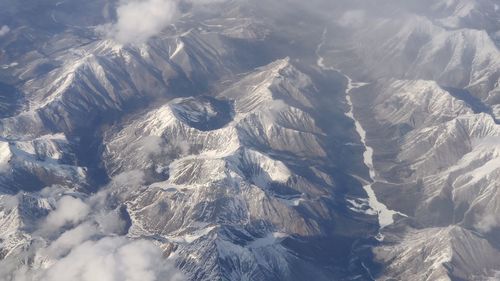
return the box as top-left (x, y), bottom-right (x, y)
top-left (323, 1), bottom-right (500, 279)
top-left (0, 0), bottom-right (499, 280)
top-left (101, 57), bottom-right (380, 281)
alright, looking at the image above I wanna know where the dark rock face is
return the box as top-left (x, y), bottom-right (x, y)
top-left (0, 83), bottom-right (22, 118)
top-left (170, 96), bottom-right (234, 131)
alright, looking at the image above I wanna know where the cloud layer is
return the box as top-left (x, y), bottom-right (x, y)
top-left (5, 236), bottom-right (184, 281)
top-left (0, 171), bottom-right (185, 281)
top-left (36, 237), bottom-right (184, 281)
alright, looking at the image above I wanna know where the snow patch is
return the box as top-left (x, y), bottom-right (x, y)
top-left (170, 39), bottom-right (185, 59)
top-left (0, 142), bottom-right (12, 172)
top-left (346, 198), bottom-right (377, 215)
top-left (168, 226), bottom-right (216, 244)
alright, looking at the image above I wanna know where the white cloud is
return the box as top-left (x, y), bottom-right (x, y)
top-left (475, 213), bottom-right (500, 233)
top-left (6, 237), bottom-right (184, 281)
top-left (103, 0), bottom-right (179, 44)
top-left (100, 0), bottom-right (233, 44)
top-left (110, 170), bottom-right (146, 192)
top-left (262, 99), bottom-right (288, 122)
top-left (188, 0), bottom-right (228, 6)
top-left (0, 25), bottom-right (10, 37)
top-left (0, 194), bottom-right (19, 210)
top-left (43, 223), bottom-right (98, 259)
top-left (140, 136), bottom-right (165, 156)
top-left (43, 196), bottom-right (90, 232)
top-left (112, 170), bottom-right (145, 187)
top-left (337, 10), bottom-right (366, 27)
top-left (0, 182), bottom-right (185, 281)
top-left (40, 237), bottom-right (184, 281)
top-left (95, 209), bottom-right (127, 234)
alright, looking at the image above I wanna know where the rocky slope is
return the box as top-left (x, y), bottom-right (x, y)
top-left (101, 58), bottom-right (378, 281)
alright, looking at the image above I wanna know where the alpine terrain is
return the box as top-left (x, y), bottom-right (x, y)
top-left (0, 0), bottom-right (499, 280)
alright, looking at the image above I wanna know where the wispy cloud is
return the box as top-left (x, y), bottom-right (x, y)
top-left (337, 10), bottom-right (366, 27)
top-left (475, 213), bottom-right (500, 233)
top-left (0, 25), bottom-right (9, 37)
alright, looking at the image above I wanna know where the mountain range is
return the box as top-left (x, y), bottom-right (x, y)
top-left (0, 0), bottom-right (499, 280)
